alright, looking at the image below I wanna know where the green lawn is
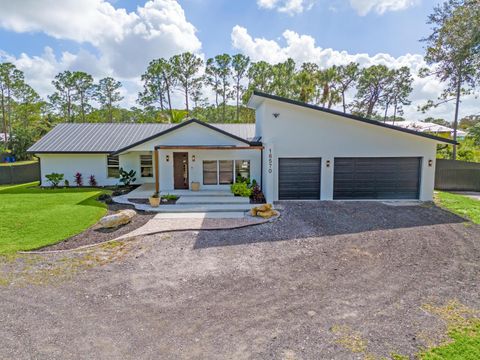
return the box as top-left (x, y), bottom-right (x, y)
top-left (0, 183), bottom-right (110, 254)
top-left (435, 191), bottom-right (480, 224)
top-left (420, 322), bottom-right (480, 359)
top-left (0, 160), bottom-right (38, 166)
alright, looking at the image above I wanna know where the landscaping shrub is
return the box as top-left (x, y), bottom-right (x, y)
top-left (231, 182), bottom-right (252, 197)
top-left (74, 172), bottom-right (83, 187)
top-left (250, 184), bottom-right (266, 204)
top-left (119, 168), bottom-right (137, 186)
top-left (89, 175), bottom-right (97, 187)
top-left (64, 179), bottom-right (70, 187)
top-left (45, 173), bottom-right (64, 188)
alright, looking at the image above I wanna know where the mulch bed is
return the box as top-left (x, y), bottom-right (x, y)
top-left (38, 203), bottom-right (154, 252)
top-left (128, 198), bottom-right (178, 205)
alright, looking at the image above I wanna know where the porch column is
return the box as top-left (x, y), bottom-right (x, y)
top-left (154, 149), bottom-right (159, 193)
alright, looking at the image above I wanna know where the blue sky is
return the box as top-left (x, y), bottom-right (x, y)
top-left (0, 0), bottom-right (476, 120)
top-left (0, 0), bottom-right (436, 59)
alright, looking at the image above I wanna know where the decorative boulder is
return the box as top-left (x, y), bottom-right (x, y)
top-left (99, 209), bottom-right (136, 229)
top-left (250, 203), bottom-right (277, 218)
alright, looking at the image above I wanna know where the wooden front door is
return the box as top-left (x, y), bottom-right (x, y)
top-left (173, 152), bottom-right (189, 189)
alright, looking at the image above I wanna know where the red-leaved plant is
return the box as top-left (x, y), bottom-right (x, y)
top-left (89, 175), bottom-right (97, 187)
top-left (74, 172), bottom-right (83, 187)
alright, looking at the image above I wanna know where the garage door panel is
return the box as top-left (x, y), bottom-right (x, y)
top-left (333, 157), bottom-right (421, 200)
top-left (279, 158), bottom-right (321, 200)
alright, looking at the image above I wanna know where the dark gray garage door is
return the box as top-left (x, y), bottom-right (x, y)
top-left (334, 157), bottom-right (421, 200)
top-left (279, 158), bottom-right (321, 200)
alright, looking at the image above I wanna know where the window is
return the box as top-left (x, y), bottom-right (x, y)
top-left (219, 160), bottom-right (234, 184)
top-left (107, 155), bottom-right (120, 178)
top-left (140, 155), bottom-right (153, 178)
top-left (235, 160), bottom-right (250, 181)
top-left (203, 160), bottom-right (217, 185)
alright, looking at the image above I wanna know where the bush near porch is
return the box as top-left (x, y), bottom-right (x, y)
top-left (0, 182), bottom-right (111, 254)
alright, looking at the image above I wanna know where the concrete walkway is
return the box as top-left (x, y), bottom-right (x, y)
top-left (453, 191), bottom-right (480, 201)
top-left (116, 212), bottom-right (270, 240)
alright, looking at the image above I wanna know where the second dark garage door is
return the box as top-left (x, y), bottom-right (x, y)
top-left (334, 157), bottom-right (421, 200)
top-left (279, 158), bottom-right (321, 200)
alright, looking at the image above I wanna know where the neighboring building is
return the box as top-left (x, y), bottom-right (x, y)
top-left (384, 120), bottom-right (467, 140)
top-left (29, 91), bottom-right (456, 202)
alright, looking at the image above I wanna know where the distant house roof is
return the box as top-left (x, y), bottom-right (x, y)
top-left (28, 120), bottom-right (257, 154)
top-left (248, 91), bottom-right (458, 145)
top-left (384, 121), bottom-right (467, 138)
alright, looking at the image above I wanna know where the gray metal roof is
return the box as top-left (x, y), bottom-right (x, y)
top-left (28, 122), bottom-right (256, 153)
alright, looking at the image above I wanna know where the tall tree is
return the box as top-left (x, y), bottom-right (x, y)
top-left (246, 61), bottom-right (273, 100)
top-left (317, 67), bottom-right (341, 108)
top-left (170, 52), bottom-right (203, 115)
top-left (0, 63), bottom-right (25, 147)
top-left (231, 54), bottom-right (250, 121)
top-left (214, 54), bottom-right (232, 121)
top-left (383, 67), bottom-right (413, 123)
top-left (354, 65), bottom-right (393, 117)
top-left (205, 58), bottom-right (222, 118)
top-left (49, 71), bottom-right (78, 122)
top-left (294, 62), bottom-right (319, 103)
top-left (420, 0), bottom-right (480, 159)
top-left (270, 58), bottom-right (296, 98)
top-left (95, 77), bottom-right (123, 122)
top-left (72, 72), bottom-right (94, 122)
top-left (138, 58), bottom-right (175, 121)
top-left (336, 62), bottom-right (360, 113)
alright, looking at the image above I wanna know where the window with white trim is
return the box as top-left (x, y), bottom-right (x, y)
top-left (140, 154), bottom-right (153, 177)
top-left (107, 155), bottom-right (120, 178)
top-left (203, 160), bottom-right (251, 185)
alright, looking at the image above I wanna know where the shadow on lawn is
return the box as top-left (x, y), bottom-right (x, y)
top-left (193, 201), bottom-right (467, 249)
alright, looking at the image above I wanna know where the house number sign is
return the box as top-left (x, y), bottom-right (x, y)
top-left (268, 148), bottom-right (273, 174)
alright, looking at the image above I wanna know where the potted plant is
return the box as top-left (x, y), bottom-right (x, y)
top-left (149, 192), bottom-right (160, 207)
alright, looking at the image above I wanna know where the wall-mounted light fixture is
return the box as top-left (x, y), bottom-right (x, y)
top-left (273, 113), bottom-right (280, 118)
top-left (192, 155), bottom-right (196, 162)
top-left (166, 155), bottom-right (170, 162)
top-left (428, 159), bottom-right (433, 167)
top-left (326, 160), bottom-right (331, 167)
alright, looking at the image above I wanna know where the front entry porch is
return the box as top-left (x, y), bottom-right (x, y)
top-left (114, 183), bottom-right (257, 215)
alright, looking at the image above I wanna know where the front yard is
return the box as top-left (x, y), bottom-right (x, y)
top-left (0, 183), bottom-right (110, 254)
top-left (1, 201), bottom-right (479, 359)
top-left (435, 191), bottom-right (480, 224)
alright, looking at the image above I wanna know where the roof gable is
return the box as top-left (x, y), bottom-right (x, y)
top-left (249, 91), bottom-right (457, 145)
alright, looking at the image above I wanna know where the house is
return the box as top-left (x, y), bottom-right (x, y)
top-left (384, 120), bottom-right (467, 140)
top-left (28, 91), bottom-right (456, 202)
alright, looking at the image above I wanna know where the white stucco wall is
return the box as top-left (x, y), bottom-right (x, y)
top-left (257, 99), bottom-right (438, 202)
top-left (38, 154), bottom-right (119, 186)
top-left (124, 122), bottom-right (247, 152)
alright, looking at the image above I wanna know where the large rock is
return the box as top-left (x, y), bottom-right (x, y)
top-left (99, 209), bottom-right (136, 229)
top-left (250, 203), bottom-right (277, 218)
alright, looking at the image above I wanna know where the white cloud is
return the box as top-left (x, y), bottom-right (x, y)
top-left (231, 26), bottom-right (478, 121)
top-left (349, 0), bottom-right (419, 16)
top-left (0, 0), bottom-right (202, 77)
top-left (257, 0), bottom-right (314, 15)
top-left (257, 0), bottom-right (418, 16)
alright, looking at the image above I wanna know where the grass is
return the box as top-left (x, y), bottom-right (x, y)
top-left (0, 182), bottom-right (111, 254)
top-left (419, 301), bottom-right (480, 360)
top-left (0, 160), bottom-right (38, 166)
top-left (435, 191), bottom-right (480, 224)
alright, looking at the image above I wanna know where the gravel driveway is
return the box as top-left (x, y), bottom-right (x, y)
top-left (1, 202), bottom-right (479, 359)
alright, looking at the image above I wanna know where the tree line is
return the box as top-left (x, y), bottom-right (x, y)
top-left (0, 0), bottom-right (478, 160)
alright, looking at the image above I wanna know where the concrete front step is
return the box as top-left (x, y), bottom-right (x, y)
top-left (165, 190), bottom-right (235, 197)
top-left (142, 203), bottom-right (257, 213)
top-left (176, 196), bottom-right (249, 204)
